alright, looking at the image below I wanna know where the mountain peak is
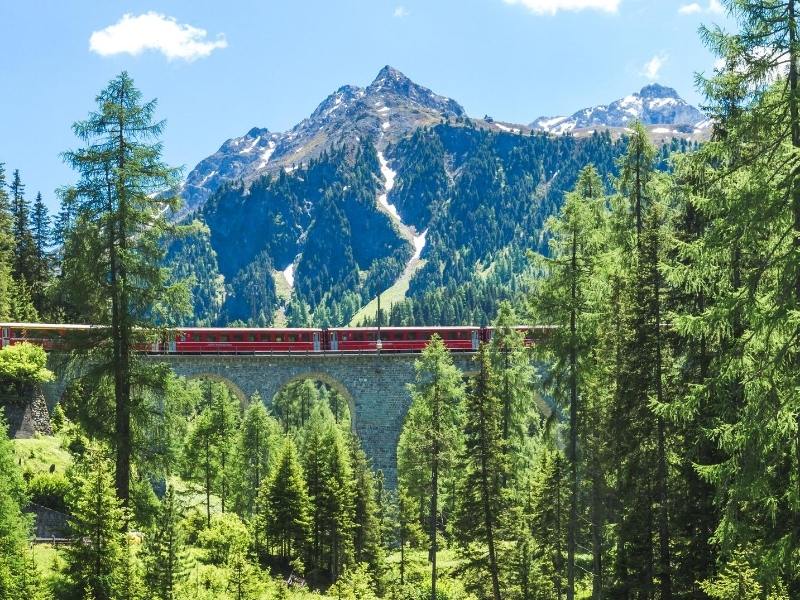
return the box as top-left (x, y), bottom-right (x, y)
top-left (372, 65), bottom-right (411, 86)
top-left (639, 83), bottom-right (680, 99)
top-left (365, 65), bottom-right (465, 118)
top-left (531, 84), bottom-right (705, 135)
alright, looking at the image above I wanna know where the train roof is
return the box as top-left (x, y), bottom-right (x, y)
top-left (327, 325), bottom-right (480, 331)
top-left (0, 322), bottom-right (100, 330)
top-left (176, 327), bottom-right (322, 332)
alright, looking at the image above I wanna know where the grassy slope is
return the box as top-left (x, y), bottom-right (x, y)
top-left (349, 259), bottom-right (426, 326)
top-left (13, 435), bottom-right (72, 477)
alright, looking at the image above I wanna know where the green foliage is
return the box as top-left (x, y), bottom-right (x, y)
top-left (59, 71), bottom-right (191, 504)
top-left (64, 443), bottom-right (126, 600)
top-left (0, 413), bottom-right (45, 600)
top-left (198, 512), bottom-right (251, 565)
top-left (232, 397), bottom-right (282, 516)
top-left (0, 342), bottom-right (54, 385)
top-left (27, 472), bottom-right (69, 513)
top-left (256, 437), bottom-right (311, 564)
top-left (328, 563), bottom-right (377, 600)
top-left (143, 486), bottom-right (190, 600)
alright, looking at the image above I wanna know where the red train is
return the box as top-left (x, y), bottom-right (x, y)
top-left (1, 323), bottom-right (548, 354)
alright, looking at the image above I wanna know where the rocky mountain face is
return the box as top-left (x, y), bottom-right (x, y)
top-left (170, 68), bottom-right (703, 327)
top-left (180, 66), bottom-right (465, 215)
top-left (530, 83), bottom-right (711, 137)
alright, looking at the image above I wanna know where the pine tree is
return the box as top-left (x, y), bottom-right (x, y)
top-left (184, 407), bottom-right (219, 527)
top-left (0, 413), bottom-right (41, 600)
top-left (402, 335), bottom-right (465, 600)
top-left (257, 437), bottom-right (311, 566)
top-left (64, 444), bottom-right (126, 600)
top-left (530, 165), bottom-right (608, 600)
top-left (208, 381), bottom-right (240, 514)
top-left (29, 192), bottom-right (51, 313)
top-left (9, 169), bottom-right (36, 285)
top-left (60, 71), bottom-right (190, 507)
top-left (487, 302), bottom-right (534, 483)
top-left (234, 397), bottom-right (281, 516)
top-left (348, 434), bottom-right (384, 587)
top-left (0, 164), bottom-right (13, 320)
top-left (143, 486), bottom-right (189, 600)
top-left (455, 343), bottom-right (507, 600)
top-left (669, 1), bottom-right (800, 591)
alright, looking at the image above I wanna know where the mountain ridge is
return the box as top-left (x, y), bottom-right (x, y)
top-left (180, 66), bottom-right (465, 215)
top-left (530, 83), bottom-right (710, 135)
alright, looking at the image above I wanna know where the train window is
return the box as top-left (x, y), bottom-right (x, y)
top-left (408, 332), bottom-right (416, 340)
top-left (276, 336), bottom-right (283, 342)
top-left (301, 334), bottom-right (308, 342)
top-left (220, 335), bottom-right (228, 342)
top-left (208, 335), bottom-right (216, 342)
top-left (233, 335), bottom-right (242, 342)
top-left (248, 334), bottom-right (256, 342)
top-left (342, 334), bottom-right (349, 341)
top-left (289, 335), bottom-right (297, 342)
top-left (394, 332), bottom-right (402, 340)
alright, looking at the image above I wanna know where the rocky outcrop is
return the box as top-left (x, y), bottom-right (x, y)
top-left (1, 384), bottom-right (52, 438)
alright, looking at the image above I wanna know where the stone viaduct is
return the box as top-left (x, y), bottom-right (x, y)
top-left (42, 351), bottom-right (480, 487)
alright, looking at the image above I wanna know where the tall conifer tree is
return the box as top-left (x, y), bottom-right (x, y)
top-left (60, 72), bottom-right (189, 506)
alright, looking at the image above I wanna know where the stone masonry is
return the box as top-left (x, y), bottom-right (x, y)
top-left (42, 351), bottom-right (477, 487)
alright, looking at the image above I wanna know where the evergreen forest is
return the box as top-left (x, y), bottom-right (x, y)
top-left (0, 2), bottom-right (799, 600)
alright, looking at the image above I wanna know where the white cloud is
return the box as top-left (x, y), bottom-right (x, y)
top-left (90, 12), bottom-right (227, 61)
top-left (678, 3), bottom-right (702, 14)
top-left (502, 0), bottom-right (620, 16)
top-left (393, 5), bottom-right (410, 17)
top-left (678, 0), bottom-right (725, 15)
top-left (641, 53), bottom-right (668, 80)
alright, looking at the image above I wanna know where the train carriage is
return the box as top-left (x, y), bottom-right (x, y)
top-left (1, 323), bottom-right (549, 354)
top-left (1, 322), bottom-right (97, 350)
top-left (327, 326), bottom-right (480, 352)
top-left (172, 327), bottom-right (323, 353)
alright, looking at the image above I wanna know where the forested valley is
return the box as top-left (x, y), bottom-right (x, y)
top-left (1, 1), bottom-right (800, 599)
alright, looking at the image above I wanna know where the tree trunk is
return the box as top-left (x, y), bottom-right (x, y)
top-left (567, 227), bottom-right (578, 600)
top-left (400, 495), bottom-right (406, 587)
top-left (205, 436), bottom-right (211, 527)
top-left (113, 97), bottom-right (132, 510)
top-left (653, 223), bottom-right (672, 599)
top-left (430, 384), bottom-right (440, 600)
top-left (590, 446), bottom-right (604, 599)
top-left (479, 379), bottom-right (502, 600)
top-left (556, 454), bottom-right (563, 600)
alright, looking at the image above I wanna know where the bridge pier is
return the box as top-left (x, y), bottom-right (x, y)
top-left (148, 352), bottom-right (476, 487)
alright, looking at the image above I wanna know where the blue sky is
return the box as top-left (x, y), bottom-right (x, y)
top-left (0, 0), bottom-right (729, 212)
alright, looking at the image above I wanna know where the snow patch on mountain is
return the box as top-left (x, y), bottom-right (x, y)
top-left (283, 263), bottom-right (295, 289)
top-left (413, 229), bottom-right (427, 261)
top-left (377, 152), bottom-right (400, 220)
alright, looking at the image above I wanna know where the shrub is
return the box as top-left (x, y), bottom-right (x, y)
top-left (197, 512), bottom-right (251, 564)
top-left (27, 472), bottom-right (69, 512)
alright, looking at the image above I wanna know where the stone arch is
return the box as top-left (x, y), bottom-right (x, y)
top-left (272, 371), bottom-right (357, 430)
top-left (184, 372), bottom-right (249, 407)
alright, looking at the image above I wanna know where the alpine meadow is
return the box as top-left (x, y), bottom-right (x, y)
top-left (2, 1), bottom-right (800, 600)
